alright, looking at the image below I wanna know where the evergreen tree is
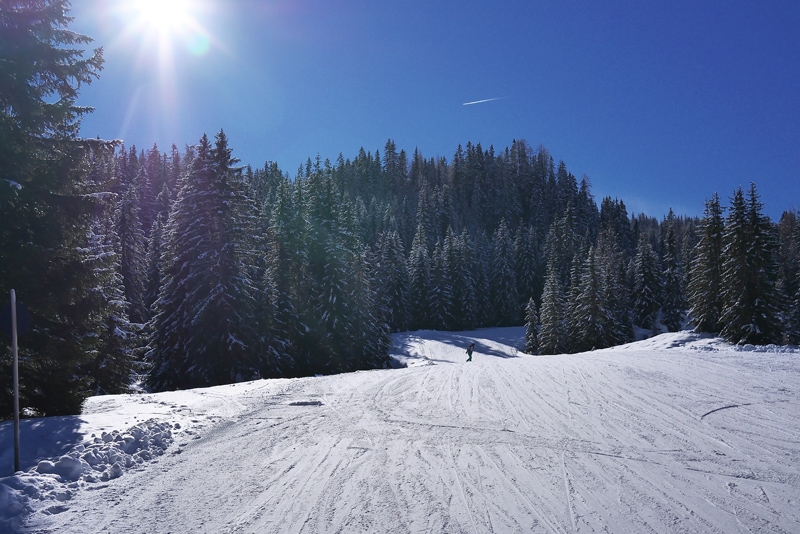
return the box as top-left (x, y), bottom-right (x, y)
top-left (565, 243), bottom-right (588, 352)
top-left (720, 184), bottom-right (782, 344)
top-left (374, 229), bottom-right (409, 332)
top-left (407, 222), bottom-right (432, 330)
top-left (633, 233), bottom-right (661, 332)
top-left (83, 205), bottom-right (138, 395)
top-left (539, 259), bottom-right (566, 354)
top-left (595, 226), bottom-right (633, 346)
top-left (144, 215), bottom-right (164, 313)
top-left (264, 178), bottom-right (303, 376)
top-left (429, 239), bottom-right (455, 330)
top-left (687, 193), bottom-right (724, 332)
top-left (572, 247), bottom-right (612, 351)
top-left (449, 228), bottom-right (478, 330)
top-left (777, 211), bottom-right (800, 343)
top-left (514, 225), bottom-right (541, 318)
top-left (489, 219), bottom-right (520, 326)
top-left (116, 178), bottom-right (148, 323)
top-left (544, 204), bottom-right (580, 288)
top-left (1, 0), bottom-right (110, 417)
top-left (661, 209), bottom-right (685, 332)
top-left (524, 297), bottom-right (539, 354)
top-left (147, 132), bottom-right (260, 390)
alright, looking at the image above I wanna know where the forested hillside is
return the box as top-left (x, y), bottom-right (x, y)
top-left (4, 130), bottom-right (800, 419)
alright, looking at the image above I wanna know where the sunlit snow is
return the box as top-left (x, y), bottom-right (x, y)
top-left (2, 328), bottom-right (799, 532)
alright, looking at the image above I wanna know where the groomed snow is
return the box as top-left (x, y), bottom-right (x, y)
top-left (2, 328), bottom-right (799, 533)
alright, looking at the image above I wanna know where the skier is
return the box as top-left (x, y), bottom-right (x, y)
top-left (466, 342), bottom-right (475, 362)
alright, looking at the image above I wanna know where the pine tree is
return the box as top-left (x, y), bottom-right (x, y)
top-left (514, 225), bottom-right (541, 320)
top-left (539, 259), bottom-right (566, 354)
top-left (524, 297), bottom-right (539, 354)
top-left (147, 132), bottom-right (260, 390)
top-left (116, 178), bottom-right (148, 323)
top-left (144, 215), bottom-right (164, 313)
top-left (687, 193), bottom-right (724, 332)
top-left (374, 229), bottom-right (409, 332)
top-left (572, 247), bottom-right (611, 351)
top-left (661, 210), bottom-right (685, 332)
top-left (407, 222), bottom-right (432, 330)
top-left (489, 219), bottom-right (520, 326)
top-left (264, 178), bottom-right (303, 376)
top-left (633, 232), bottom-right (661, 332)
top-left (777, 211), bottom-right (800, 343)
top-left (565, 243), bottom-right (588, 352)
top-left (449, 228), bottom-right (478, 330)
top-left (596, 228), bottom-right (633, 346)
top-left (427, 240), bottom-right (451, 330)
top-left (1, 0), bottom-right (111, 417)
top-left (720, 184), bottom-right (782, 344)
top-left (83, 205), bottom-right (138, 395)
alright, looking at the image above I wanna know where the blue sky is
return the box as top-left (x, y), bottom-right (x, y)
top-left (71, 0), bottom-right (799, 219)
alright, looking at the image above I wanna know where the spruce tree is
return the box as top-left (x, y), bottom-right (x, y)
top-left (84, 206), bottom-right (138, 395)
top-left (596, 226), bottom-right (633, 346)
top-left (374, 229), bottom-right (409, 332)
top-left (539, 260), bottom-right (566, 354)
top-left (1, 0), bottom-right (111, 416)
top-left (661, 210), bottom-right (685, 332)
top-left (573, 247), bottom-right (610, 351)
top-left (514, 225), bottom-right (541, 320)
top-left (144, 215), bottom-right (164, 313)
top-left (147, 132), bottom-right (260, 390)
top-left (720, 184), bottom-right (782, 344)
top-left (449, 228), bottom-right (478, 330)
top-left (489, 219), bottom-right (520, 326)
top-left (633, 233), bottom-right (661, 332)
top-left (687, 193), bottom-right (724, 332)
top-left (407, 222), bottom-right (432, 330)
top-left (524, 297), bottom-right (539, 354)
top-left (429, 239), bottom-right (454, 330)
top-left (116, 179), bottom-right (148, 323)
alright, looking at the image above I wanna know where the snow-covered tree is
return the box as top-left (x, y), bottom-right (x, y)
top-left (539, 259), bottom-right (566, 354)
top-left (115, 177), bottom-right (148, 323)
top-left (489, 219), bottom-right (520, 326)
top-left (514, 225), bottom-right (541, 316)
top-left (448, 228), bottom-right (478, 330)
top-left (429, 239), bottom-right (455, 330)
top-left (633, 232), bottom-right (661, 332)
top-left (688, 193), bottom-right (724, 332)
top-left (572, 247), bottom-right (613, 352)
top-left (524, 297), bottom-right (539, 354)
top-left (147, 132), bottom-right (260, 390)
top-left (407, 222), bottom-right (432, 330)
top-left (661, 210), bottom-right (685, 332)
top-left (374, 229), bottom-right (409, 332)
top-left (719, 184), bottom-right (782, 344)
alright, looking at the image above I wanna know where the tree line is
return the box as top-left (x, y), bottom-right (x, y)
top-left (2, 0), bottom-right (799, 419)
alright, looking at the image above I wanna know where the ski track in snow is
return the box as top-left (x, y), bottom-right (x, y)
top-left (3, 328), bottom-right (800, 533)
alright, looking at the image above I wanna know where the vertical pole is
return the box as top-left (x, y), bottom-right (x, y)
top-left (11, 289), bottom-right (20, 473)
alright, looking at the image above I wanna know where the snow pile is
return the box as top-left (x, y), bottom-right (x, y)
top-left (0, 419), bottom-right (174, 532)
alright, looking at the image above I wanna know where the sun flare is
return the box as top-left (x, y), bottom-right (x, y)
top-left (133, 0), bottom-right (191, 32)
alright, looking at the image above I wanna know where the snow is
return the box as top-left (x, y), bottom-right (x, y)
top-left (2, 328), bottom-right (800, 533)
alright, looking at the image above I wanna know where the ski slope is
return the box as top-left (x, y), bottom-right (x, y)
top-left (2, 328), bottom-right (800, 533)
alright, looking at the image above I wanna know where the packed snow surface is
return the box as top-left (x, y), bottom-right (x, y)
top-left (2, 328), bottom-right (800, 533)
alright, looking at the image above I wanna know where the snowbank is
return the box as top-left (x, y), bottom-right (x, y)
top-left (1, 419), bottom-right (174, 532)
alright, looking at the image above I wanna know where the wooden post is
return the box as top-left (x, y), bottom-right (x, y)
top-left (11, 289), bottom-right (20, 473)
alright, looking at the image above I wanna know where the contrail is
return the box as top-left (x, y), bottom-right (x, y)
top-left (462, 97), bottom-right (506, 106)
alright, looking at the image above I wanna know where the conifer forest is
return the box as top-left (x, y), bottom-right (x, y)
top-left (2, 1), bottom-right (799, 420)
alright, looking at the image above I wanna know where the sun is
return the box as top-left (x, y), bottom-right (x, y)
top-left (133, 0), bottom-right (191, 32)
